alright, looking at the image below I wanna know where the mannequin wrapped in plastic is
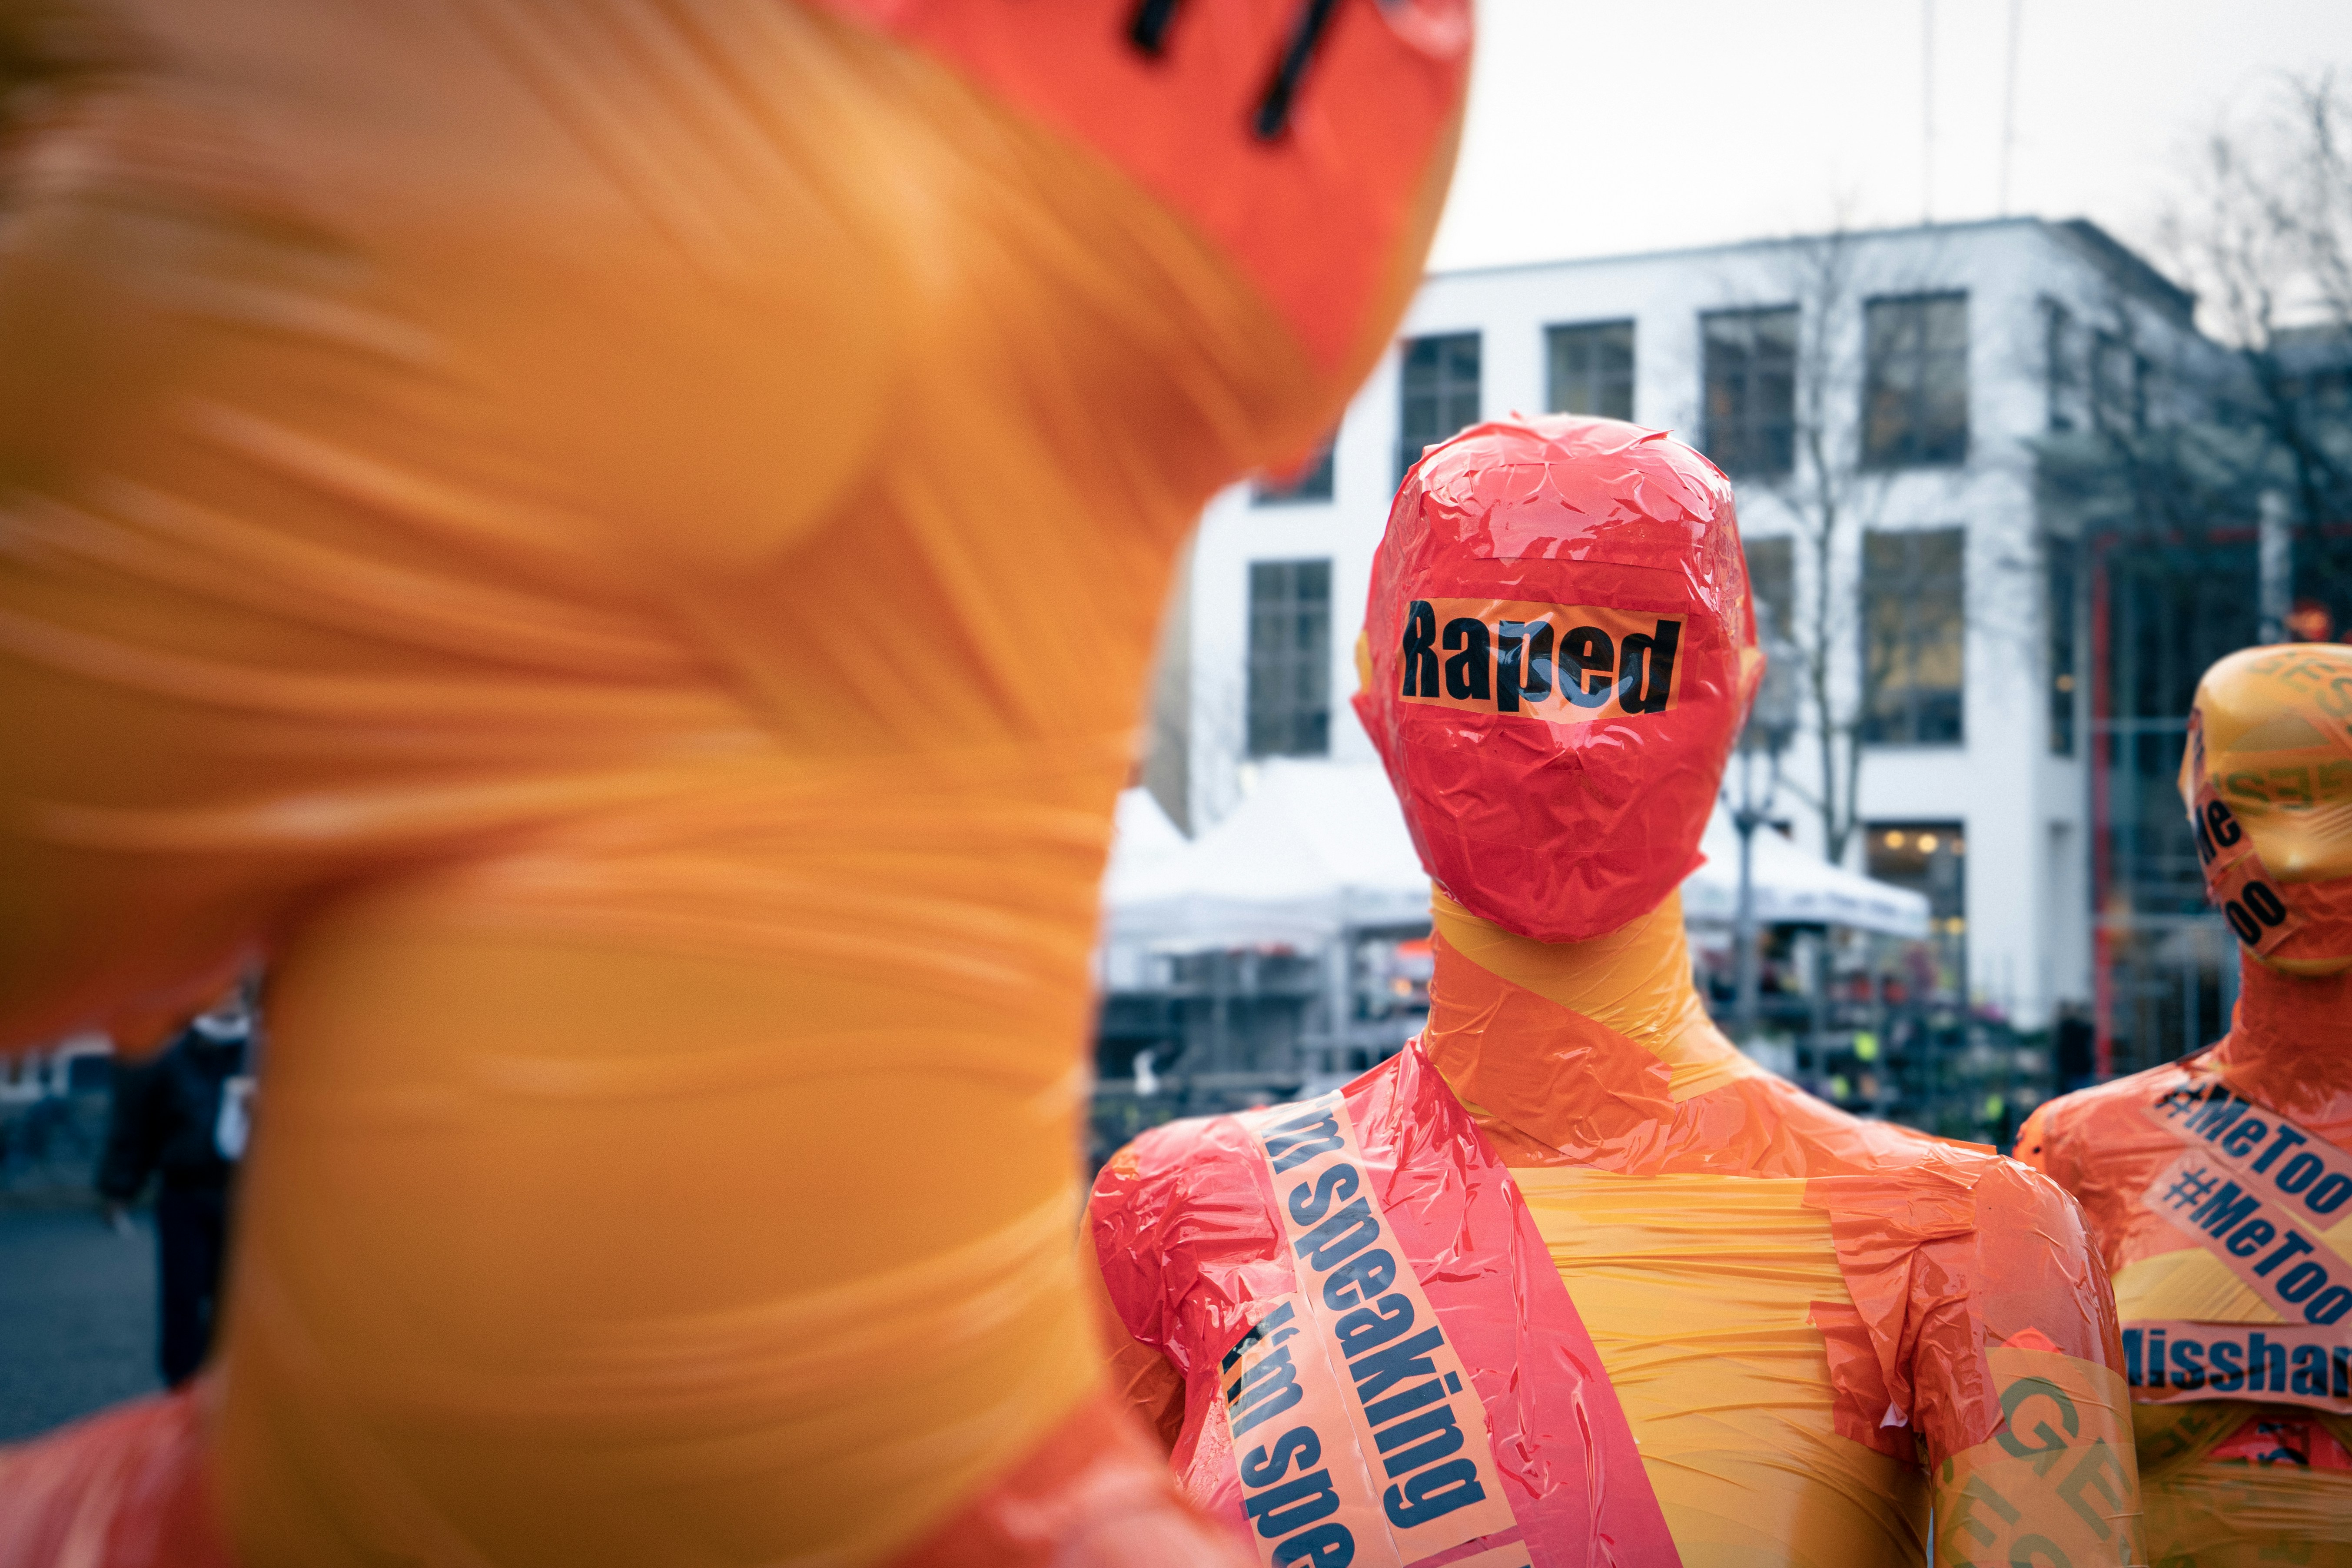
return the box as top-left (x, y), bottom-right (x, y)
top-left (0, 2), bottom-right (1469, 1563)
top-left (1088, 415), bottom-right (2146, 1567)
top-left (2017, 642), bottom-right (2352, 1565)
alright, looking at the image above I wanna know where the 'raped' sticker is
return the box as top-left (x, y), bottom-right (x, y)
top-left (1396, 597), bottom-right (1684, 725)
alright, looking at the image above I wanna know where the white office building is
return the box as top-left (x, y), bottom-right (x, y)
top-left (1148, 217), bottom-right (2212, 1031)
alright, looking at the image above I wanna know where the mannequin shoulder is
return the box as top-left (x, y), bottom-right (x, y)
top-left (1958, 1157), bottom-right (2119, 1351)
top-left (1084, 1106), bottom-right (1296, 1358)
top-left (1090, 1112), bottom-right (1269, 1222)
top-left (2015, 1062), bottom-right (2197, 1181)
top-left (1086, 1110), bottom-right (1285, 1295)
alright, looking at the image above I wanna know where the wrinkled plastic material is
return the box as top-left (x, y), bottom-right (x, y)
top-left (1352, 416), bottom-right (1757, 944)
top-left (2183, 642), bottom-right (2352, 973)
top-left (1089, 1040), bottom-right (1680, 1568)
top-left (2020, 947), bottom-right (2352, 1564)
top-left (0, 2), bottom-right (1467, 1563)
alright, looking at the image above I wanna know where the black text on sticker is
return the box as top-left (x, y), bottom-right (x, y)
top-left (1399, 600), bottom-right (1681, 717)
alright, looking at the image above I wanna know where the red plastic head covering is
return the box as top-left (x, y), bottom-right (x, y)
top-left (1353, 415), bottom-right (1761, 943)
top-left (2181, 641), bottom-right (2352, 974)
top-left (815, 0), bottom-right (1471, 373)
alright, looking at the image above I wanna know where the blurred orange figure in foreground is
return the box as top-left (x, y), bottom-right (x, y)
top-left (2019, 642), bottom-right (2352, 1565)
top-left (1089, 417), bottom-right (2145, 1567)
top-left (0, 2), bottom-right (1468, 1562)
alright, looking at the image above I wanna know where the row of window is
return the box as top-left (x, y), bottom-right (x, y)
top-left (1244, 527), bottom-right (1971, 758)
top-left (1257, 294), bottom-right (1973, 504)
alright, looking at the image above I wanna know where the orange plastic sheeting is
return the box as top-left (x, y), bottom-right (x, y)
top-left (880, 1392), bottom-right (1254, 1568)
top-left (0, 1388), bottom-right (231, 1568)
top-left (0, 3), bottom-right (1464, 1563)
top-left (1085, 1036), bottom-right (1680, 1565)
top-left (2018, 957), bottom-right (2352, 1565)
top-left (1421, 893), bottom-right (2136, 1516)
top-left (2183, 643), bottom-right (2352, 971)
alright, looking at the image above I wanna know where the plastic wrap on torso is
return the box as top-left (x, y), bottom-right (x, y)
top-left (1089, 1043), bottom-right (1681, 1568)
top-left (2019, 962), bottom-right (2352, 1566)
top-left (1096, 891), bottom-right (2143, 1567)
top-left (1509, 1169), bottom-right (1929, 1563)
top-left (1418, 892), bottom-right (2139, 1567)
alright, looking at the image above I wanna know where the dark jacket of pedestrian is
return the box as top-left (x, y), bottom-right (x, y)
top-left (96, 1027), bottom-right (246, 1200)
top-left (95, 1017), bottom-right (252, 1386)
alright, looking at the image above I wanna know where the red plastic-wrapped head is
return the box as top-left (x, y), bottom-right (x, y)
top-left (1353, 416), bottom-right (1760, 943)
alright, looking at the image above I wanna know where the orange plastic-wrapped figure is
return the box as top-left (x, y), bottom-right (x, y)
top-left (1089, 416), bottom-right (2146, 1567)
top-left (0, 2), bottom-right (1468, 1563)
top-left (2018, 643), bottom-right (2352, 1565)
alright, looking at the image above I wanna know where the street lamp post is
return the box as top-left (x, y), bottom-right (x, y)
top-left (1731, 643), bottom-right (1800, 1051)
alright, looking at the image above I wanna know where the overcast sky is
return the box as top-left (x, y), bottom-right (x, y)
top-left (1426, 0), bottom-right (2352, 277)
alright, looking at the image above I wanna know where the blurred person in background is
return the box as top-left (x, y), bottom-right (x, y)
top-left (2054, 1000), bottom-right (2097, 1094)
top-left (95, 986), bottom-right (255, 1387)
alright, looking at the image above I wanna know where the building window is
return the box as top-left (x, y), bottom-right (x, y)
top-left (1867, 822), bottom-right (1965, 920)
top-left (1398, 332), bottom-right (1480, 485)
top-left (1546, 320), bottom-right (1635, 421)
top-left (1247, 558), bottom-right (1331, 758)
top-left (1861, 527), bottom-right (1965, 746)
top-left (1862, 292), bottom-right (1969, 467)
top-left (2093, 333), bottom-right (2145, 432)
top-left (1701, 306), bottom-right (1797, 476)
top-left (2048, 537), bottom-right (2079, 756)
top-left (1252, 438), bottom-right (1335, 505)
top-left (1867, 822), bottom-right (1967, 999)
top-left (1745, 534), bottom-right (1795, 649)
top-left (2043, 299), bottom-right (2078, 434)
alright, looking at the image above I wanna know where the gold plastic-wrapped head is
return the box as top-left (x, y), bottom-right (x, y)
top-left (2183, 642), bottom-right (2352, 973)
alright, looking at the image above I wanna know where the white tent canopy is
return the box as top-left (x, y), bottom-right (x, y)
top-left (1680, 807), bottom-right (1931, 938)
top-left (1103, 763), bottom-right (1931, 952)
top-left (1106, 764), bottom-right (1428, 953)
top-left (1106, 786), bottom-right (1187, 870)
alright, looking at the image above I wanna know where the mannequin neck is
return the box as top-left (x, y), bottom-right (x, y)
top-left (2209, 952), bottom-right (2352, 1097)
top-left (1419, 888), bottom-right (1757, 1157)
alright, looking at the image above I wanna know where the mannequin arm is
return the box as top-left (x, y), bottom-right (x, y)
top-left (1933, 1346), bottom-right (2141, 1566)
top-left (1930, 1172), bottom-right (2144, 1566)
top-left (1079, 1230), bottom-right (1186, 1456)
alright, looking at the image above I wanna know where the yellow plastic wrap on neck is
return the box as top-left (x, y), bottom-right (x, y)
top-left (0, 3), bottom-right (1454, 1562)
top-left (1431, 889), bottom-right (1762, 1102)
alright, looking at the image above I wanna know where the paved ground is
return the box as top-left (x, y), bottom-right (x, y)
top-left (0, 1205), bottom-right (162, 1442)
